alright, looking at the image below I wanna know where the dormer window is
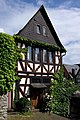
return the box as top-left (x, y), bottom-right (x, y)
top-left (43, 26), bottom-right (46, 36)
top-left (36, 25), bottom-right (40, 34)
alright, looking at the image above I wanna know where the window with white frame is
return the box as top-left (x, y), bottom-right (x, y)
top-left (35, 48), bottom-right (40, 61)
top-left (43, 49), bottom-right (47, 63)
top-left (36, 25), bottom-right (40, 34)
top-left (43, 26), bottom-right (46, 36)
top-left (27, 46), bottom-right (32, 60)
top-left (49, 52), bottom-right (53, 63)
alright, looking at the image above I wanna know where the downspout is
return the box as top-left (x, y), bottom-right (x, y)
top-left (57, 52), bottom-right (66, 70)
top-left (60, 52), bottom-right (66, 64)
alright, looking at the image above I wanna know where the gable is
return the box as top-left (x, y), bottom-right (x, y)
top-left (18, 9), bottom-right (57, 46)
top-left (17, 5), bottom-right (65, 51)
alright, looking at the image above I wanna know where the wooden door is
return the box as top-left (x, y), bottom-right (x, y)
top-left (31, 88), bottom-right (43, 109)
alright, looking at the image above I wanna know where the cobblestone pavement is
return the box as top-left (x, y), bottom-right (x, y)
top-left (8, 112), bottom-right (70, 120)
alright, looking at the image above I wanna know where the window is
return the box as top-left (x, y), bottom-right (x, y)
top-left (35, 48), bottom-right (40, 61)
top-left (43, 49), bottom-right (47, 63)
top-left (27, 46), bottom-right (32, 60)
top-left (43, 26), bottom-right (46, 36)
top-left (49, 52), bottom-right (53, 63)
top-left (36, 25), bottom-right (40, 34)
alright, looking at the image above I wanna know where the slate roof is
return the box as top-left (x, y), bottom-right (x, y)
top-left (64, 64), bottom-right (79, 78)
top-left (17, 5), bottom-right (65, 51)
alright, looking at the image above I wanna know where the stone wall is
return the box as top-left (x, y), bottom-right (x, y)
top-left (0, 94), bottom-right (7, 120)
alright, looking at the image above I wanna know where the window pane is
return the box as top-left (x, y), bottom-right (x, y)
top-left (36, 25), bottom-right (40, 34)
top-left (49, 52), bottom-right (53, 63)
top-left (43, 49), bottom-right (47, 63)
top-left (27, 46), bottom-right (32, 60)
top-left (43, 26), bottom-right (46, 36)
top-left (35, 48), bottom-right (40, 61)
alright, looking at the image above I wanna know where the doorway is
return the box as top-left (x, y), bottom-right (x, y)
top-left (30, 87), bottom-right (44, 109)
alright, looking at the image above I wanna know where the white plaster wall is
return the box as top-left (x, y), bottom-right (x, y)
top-left (35, 64), bottom-right (40, 70)
top-left (19, 92), bottom-right (23, 98)
top-left (49, 65), bottom-right (54, 73)
top-left (27, 78), bottom-right (30, 84)
top-left (44, 65), bottom-right (48, 70)
top-left (18, 61), bottom-right (22, 71)
top-left (25, 87), bottom-right (29, 95)
top-left (58, 65), bottom-right (60, 70)
top-left (42, 75), bottom-right (47, 76)
top-left (55, 65), bottom-right (58, 71)
top-left (18, 73), bottom-right (27, 76)
top-left (22, 62), bottom-right (25, 68)
top-left (20, 78), bottom-right (26, 84)
top-left (43, 67), bottom-right (47, 73)
top-left (55, 51), bottom-right (58, 55)
top-left (19, 87), bottom-right (24, 98)
top-left (27, 63), bottom-right (33, 72)
top-left (29, 74), bottom-right (34, 76)
top-left (22, 44), bottom-right (25, 48)
top-left (51, 69), bottom-right (54, 73)
top-left (36, 75), bottom-right (41, 76)
top-left (55, 56), bottom-right (59, 64)
top-left (13, 83), bottom-right (15, 101)
top-left (36, 67), bottom-right (41, 72)
top-left (49, 65), bottom-right (53, 71)
top-left (27, 66), bottom-right (32, 72)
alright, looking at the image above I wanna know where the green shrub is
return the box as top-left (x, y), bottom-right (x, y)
top-left (15, 97), bottom-right (31, 113)
top-left (48, 67), bottom-right (80, 117)
top-left (39, 95), bottom-right (50, 112)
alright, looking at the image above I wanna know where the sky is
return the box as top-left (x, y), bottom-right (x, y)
top-left (0, 0), bottom-right (80, 65)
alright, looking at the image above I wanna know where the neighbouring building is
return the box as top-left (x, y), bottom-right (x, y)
top-left (63, 64), bottom-right (80, 85)
top-left (63, 64), bottom-right (80, 118)
top-left (8, 5), bottom-right (66, 110)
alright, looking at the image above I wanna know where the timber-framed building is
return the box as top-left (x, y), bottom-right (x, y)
top-left (8, 5), bottom-right (66, 110)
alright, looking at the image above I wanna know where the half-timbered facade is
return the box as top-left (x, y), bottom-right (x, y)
top-left (13, 5), bottom-right (66, 109)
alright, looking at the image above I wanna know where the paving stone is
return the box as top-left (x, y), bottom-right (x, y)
top-left (7, 112), bottom-right (70, 120)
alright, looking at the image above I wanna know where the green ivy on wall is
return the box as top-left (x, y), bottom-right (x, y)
top-left (0, 33), bottom-right (19, 93)
top-left (13, 35), bottom-right (66, 53)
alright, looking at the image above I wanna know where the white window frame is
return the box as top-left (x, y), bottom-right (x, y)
top-left (36, 25), bottom-right (40, 34)
top-left (43, 26), bottom-right (46, 36)
top-left (27, 46), bottom-right (32, 60)
top-left (43, 49), bottom-right (47, 63)
top-left (49, 52), bottom-right (53, 63)
top-left (35, 48), bottom-right (40, 62)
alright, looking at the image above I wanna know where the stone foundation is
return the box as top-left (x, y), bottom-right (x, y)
top-left (0, 94), bottom-right (7, 120)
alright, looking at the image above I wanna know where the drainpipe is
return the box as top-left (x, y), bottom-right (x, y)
top-left (60, 52), bottom-right (66, 64)
top-left (57, 52), bottom-right (66, 70)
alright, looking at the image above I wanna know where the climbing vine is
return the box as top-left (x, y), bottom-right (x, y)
top-left (13, 35), bottom-right (66, 53)
top-left (0, 33), bottom-right (19, 93)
